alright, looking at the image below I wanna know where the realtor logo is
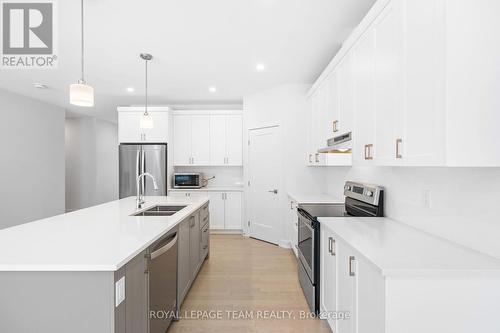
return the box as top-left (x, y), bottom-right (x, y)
top-left (1, 0), bottom-right (57, 68)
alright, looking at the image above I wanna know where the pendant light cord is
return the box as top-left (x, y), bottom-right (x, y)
top-left (145, 59), bottom-right (148, 116)
top-left (81, 0), bottom-right (85, 83)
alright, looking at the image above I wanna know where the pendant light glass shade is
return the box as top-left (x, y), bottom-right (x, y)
top-left (69, 82), bottom-right (94, 107)
top-left (140, 112), bottom-right (154, 129)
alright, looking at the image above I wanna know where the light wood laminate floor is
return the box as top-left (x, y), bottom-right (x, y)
top-left (169, 235), bottom-right (331, 333)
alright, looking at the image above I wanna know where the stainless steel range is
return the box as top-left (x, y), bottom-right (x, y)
top-left (296, 181), bottom-right (384, 313)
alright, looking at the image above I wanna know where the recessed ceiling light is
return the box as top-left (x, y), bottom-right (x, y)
top-left (208, 86), bottom-right (217, 93)
top-left (33, 83), bottom-right (47, 89)
top-left (126, 87), bottom-right (135, 93)
top-left (256, 63), bottom-right (266, 71)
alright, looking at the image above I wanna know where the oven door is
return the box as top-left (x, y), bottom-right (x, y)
top-left (297, 208), bottom-right (315, 283)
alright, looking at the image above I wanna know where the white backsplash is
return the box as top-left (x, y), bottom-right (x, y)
top-left (174, 166), bottom-right (244, 188)
top-left (324, 167), bottom-right (500, 259)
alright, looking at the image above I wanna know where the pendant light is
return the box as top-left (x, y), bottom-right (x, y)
top-left (140, 53), bottom-right (154, 129)
top-left (69, 0), bottom-right (94, 107)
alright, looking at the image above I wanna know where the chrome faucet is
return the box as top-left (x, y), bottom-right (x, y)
top-left (136, 172), bottom-right (159, 209)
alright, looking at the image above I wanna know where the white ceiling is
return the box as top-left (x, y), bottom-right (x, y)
top-left (0, 0), bottom-right (376, 122)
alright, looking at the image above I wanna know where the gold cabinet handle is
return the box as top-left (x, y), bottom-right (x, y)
top-left (333, 120), bottom-right (339, 133)
top-left (349, 256), bottom-right (356, 276)
top-left (396, 138), bottom-right (403, 159)
top-left (365, 144), bottom-right (373, 160)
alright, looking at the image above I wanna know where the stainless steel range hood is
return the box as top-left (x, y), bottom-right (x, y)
top-left (318, 132), bottom-right (352, 153)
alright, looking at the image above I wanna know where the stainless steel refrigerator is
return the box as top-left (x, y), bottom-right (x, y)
top-left (119, 144), bottom-right (167, 198)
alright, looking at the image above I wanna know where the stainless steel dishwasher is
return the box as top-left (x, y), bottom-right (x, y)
top-left (149, 231), bottom-right (178, 333)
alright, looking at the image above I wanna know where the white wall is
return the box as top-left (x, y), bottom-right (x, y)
top-left (324, 167), bottom-right (500, 259)
top-left (65, 117), bottom-right (118, 211)
top-left (243, 84), bottom-right (325, 243)
top-left (0, 89), bottom-right (65, 229)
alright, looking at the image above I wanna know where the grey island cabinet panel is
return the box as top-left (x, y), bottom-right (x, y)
top-left (114, 250), bottom-right (149, 333)
top-left (177, 217), bottom-right (192, 306)
top-left (189, 213), bottom-right (201, 280)
top-left (0, 271), bottom-right (115, 333)
top-left (177, 203), bottom-right (210, 309)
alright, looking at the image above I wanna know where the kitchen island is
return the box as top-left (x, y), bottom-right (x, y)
top-left (0, 196), bottom-right (210, 333)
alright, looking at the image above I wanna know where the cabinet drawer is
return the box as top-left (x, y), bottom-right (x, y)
top-left (200, 204), bottom-right (209, 227)
top-left (201, 223), bottom-right (209, 258)
top-left (200, 214), bottom-right (209, 230)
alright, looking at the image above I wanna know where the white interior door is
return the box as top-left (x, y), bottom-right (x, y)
top-left (248, 126), bottom-right (281, 245)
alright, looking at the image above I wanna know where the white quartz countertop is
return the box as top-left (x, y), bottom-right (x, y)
top-left (169, 186), bottom-right (243, 192)
top-left (0, 196), bottom-right (209, 272)
top-left (288, 193), bottom-right (343, 204)
top-left (319, 217), bottom-right (500, 276)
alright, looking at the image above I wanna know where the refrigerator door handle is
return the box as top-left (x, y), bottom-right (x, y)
top-left (136, 148), bottom-right (141, 182)
top-left (141, 147), bottom-right (146, 196)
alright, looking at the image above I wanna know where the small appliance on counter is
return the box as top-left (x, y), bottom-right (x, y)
top-left (173, 173), bottom-right (204, 189)
top-left (297, 181), bottom-right (384, 313)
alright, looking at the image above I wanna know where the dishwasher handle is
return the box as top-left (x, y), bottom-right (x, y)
top-left (150, 233), bottom-right (178, 260)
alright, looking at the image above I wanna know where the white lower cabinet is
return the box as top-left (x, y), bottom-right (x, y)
top-left (169, 191), bottom-right (207, 198)
top-left (320, 227), bottom-right (338, 330)
top-left (207, 192), bottom-right (225, 230)
top-left (208, 191), bottom-right (242, 231)
top-left (320, 225), bottom-right (500, 333)
top-left (169, 190), bottom-right (242, 231)
top-left (224, 192), bottom-right (242, 229)
top-left (321, 229), bottom-right (385, 333)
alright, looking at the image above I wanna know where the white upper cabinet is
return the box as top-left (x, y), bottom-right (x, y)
top-left (225, 115), bottom-right (243, 166)
top-left (173, 111), bottom-right (243, 167)
top-left (308, 0), bottom-right (500, 167)
top-left (209, 114), bottom-right (243, 166)
top-left (173, 115), bottom-right (192, 165)
top-left (353, 29), bottom-right (376, 165)
top-left (209, 115), bottom-right (227, 165)
top-left (373, 0), bottom-right (404, 166)
top-left (117, 108), bottom-right (170, 143)
top-left (190, 115), bottom-right (210, 166)
top-left (338, 52), bottom-right (356, 136)
top-left (306, 75), bottom-right (352, 167)
top-left (443, 0), bottom-right (500, 166)
top-left (400, 0), bottom-right (445, 166)
top-left (173, 114), bottom-right (210, 166)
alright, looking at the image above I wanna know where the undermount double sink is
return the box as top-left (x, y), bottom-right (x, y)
top-left (133, 205), bottom-right (187, 217)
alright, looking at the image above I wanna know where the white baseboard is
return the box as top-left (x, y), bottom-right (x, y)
top-left (210, 229), bottom-right (243, 235)
top-left (279, 239), bottom-right (292, 249)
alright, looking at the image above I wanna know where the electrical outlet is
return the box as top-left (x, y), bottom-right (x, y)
top-left (423, 190), bottom-right (432, 209)
top-left (115, 276), bottom-right (125, 307)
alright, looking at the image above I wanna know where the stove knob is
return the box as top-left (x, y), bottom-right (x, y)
top-left (345, 185), bottom-right (351, 191)
top-left (366, 190), bottom-right (373, 197)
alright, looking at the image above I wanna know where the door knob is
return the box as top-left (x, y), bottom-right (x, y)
top-left (268, 189), bottom-right (278, 194)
